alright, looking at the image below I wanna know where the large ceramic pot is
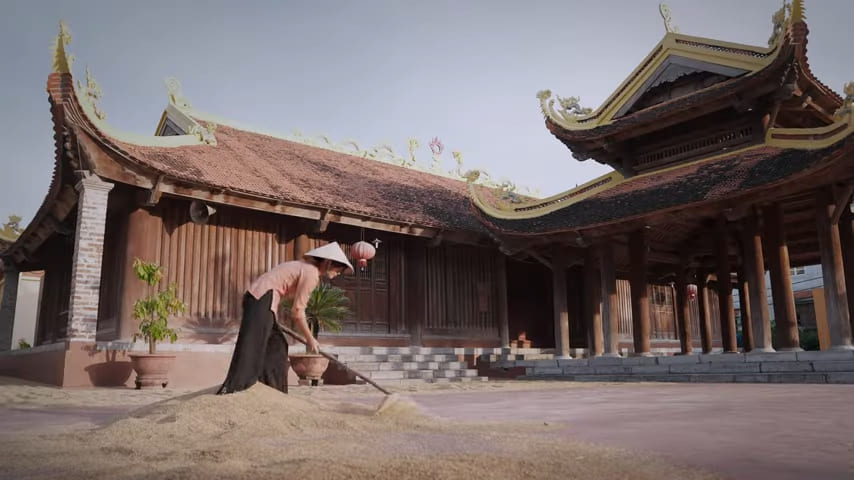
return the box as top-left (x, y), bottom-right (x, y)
top-left (129, 354), bottom-right (176, 389)
top-left (288, 354), bottom-right (330, 381)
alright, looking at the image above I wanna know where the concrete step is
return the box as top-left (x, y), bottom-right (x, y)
top-left (334, 353), bottom-right (462, 363)
top-left (366, 369), bottom-right (480, 380)
top-left (368, 376), bottom-right (489, 387)
top-left (345, 361), bottom-right (468, 372)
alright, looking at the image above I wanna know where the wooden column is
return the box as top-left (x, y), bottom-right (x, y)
top-left (697, 272), bottom-right (713, 354)
top-left (815, 189), bottom-right (853, 350)
top-left (629, 230), bottom-right (651, 356)
top-left (552, 248), bottom-right (571, 358)
top-left (715, 216), bottom-right (738, 352)
top-left (584, 248), bottom-right (604, 357)
top-left (0, 262), bottom-right (19, 351)
top-left (742, 214), bottom-right (774, 352)
top-left (496, 254), bottom-right (510, 347)
top-left (762, 203), bottom-right (800, 351)
top-left (839, 206), bottom-right (854, 337)
top-left (599, 240), bottom-right (620, 356)
top-left (736, 267), bottom-right (755, 352)
top-left (675, 267), bottom-right (693, 354)
top-left (294, 233), bottom-right (310, 260)
top-left (117, 206), bottom-right (159, 340)
top-left (405, 239), bottom-right (426, 346)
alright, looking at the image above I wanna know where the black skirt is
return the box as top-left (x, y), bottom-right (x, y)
top-left (217, 290), bottom-right (289, 394)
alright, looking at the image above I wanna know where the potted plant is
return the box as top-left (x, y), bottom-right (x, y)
top-left (281, 282), bottom-right (350, 384)
top-left (128, 258), bottom-right (187, 389)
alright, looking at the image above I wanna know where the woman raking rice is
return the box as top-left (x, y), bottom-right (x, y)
top-left (217, 242), bottom-right (353, 394)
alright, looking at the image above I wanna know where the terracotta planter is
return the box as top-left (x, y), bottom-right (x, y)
top-left (288, 354), bottom-right (330, 381)
top-left (129, 353), bottom-right (176, 389)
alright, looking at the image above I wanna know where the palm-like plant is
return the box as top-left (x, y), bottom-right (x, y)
top-left (281, 282), bottom-right (350, 338)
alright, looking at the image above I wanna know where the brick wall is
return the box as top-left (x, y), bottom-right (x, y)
top-left (67, 174), bottom-right (113, 340)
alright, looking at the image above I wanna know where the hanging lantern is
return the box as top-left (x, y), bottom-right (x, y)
top-left (350, 241), bottom-right (376, 270)
top-left (686, 284), bottom-right (698, 300)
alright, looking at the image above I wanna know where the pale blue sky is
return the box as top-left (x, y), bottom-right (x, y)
top-left (1, 1), bottom-right (852, 225)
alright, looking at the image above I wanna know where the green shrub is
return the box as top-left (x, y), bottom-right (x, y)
top-left (131, 258), bottom-right (187, 354)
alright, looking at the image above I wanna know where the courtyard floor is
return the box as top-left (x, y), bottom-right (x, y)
top-left (0, 377), bottom-right (851, 479)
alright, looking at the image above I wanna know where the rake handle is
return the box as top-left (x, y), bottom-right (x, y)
top-left (279, 324), bottom-right (391, 396)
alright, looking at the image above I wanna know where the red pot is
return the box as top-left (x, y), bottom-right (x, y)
top-left (288, 354), bottom-right (330, 380)
top-left (129, 354), bottom-right (176, 389)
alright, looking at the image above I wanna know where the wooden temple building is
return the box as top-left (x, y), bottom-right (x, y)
top-left (470, 0), bottom-right (854, 361)
top-left (0, 21), bottom-right (551, 387)
top-left (1, 1), bottom-right (853, 387)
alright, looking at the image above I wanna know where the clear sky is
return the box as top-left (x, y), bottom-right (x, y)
top-left (1, 0), bottom-right (852, 226)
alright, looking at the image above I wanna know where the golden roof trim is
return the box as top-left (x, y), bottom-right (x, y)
top-left (538, 3), bottom-right (795, 133)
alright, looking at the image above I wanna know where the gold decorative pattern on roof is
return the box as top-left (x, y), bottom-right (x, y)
top-left (790, 0), bottom-right (805, 23)
top-left (76, 67), bottom-right (106, 120)
top-left (51, 20), bottom-right (74, 74)
top-left (536, 3), bottom-right (787, 133)
top-left (0, 216), bottom-right (23, 242)
top-left (833, 82), bottom-right (854, 120)
top-left (768, 3), bottom-right (789, 46)
top-left (536, 90), bottom-right (593, 129)
top-left (164, 77), bottom-right (192, 109)
top-left (658, 4), bottom-right (679, 34)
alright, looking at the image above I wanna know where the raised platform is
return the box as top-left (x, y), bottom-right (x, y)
top-left (507, 350), bottom-right (854, 384)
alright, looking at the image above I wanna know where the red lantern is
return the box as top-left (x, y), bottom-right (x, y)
top-left (687, 284), bottom-right (698, 300)
top-left (350, 241), bottom-right (376, 270)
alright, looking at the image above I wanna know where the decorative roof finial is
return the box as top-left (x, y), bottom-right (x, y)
top-left (51, 20), bottom-right (74, 74)
top-left (659, 3), bottom-right (679, 34)
top-left (768, 2), bottom-right (789, 46)
top-left (834, 81), bottom-right (854, 120)
top-left (790, 0), bottom-right (805, 23)
top-left (164, 77), bottom-right (192, 109)
top-left (76, 66), bottom-right (106, 120)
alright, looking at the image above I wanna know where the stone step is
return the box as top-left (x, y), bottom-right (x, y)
top-left (367, 376), bottom-right (489, 387)
top-left (365, 369), bottom-right (480, 380)
top-left (327, 346), bottom-right (555, 356)
top-left (518, 371), bottom-right (854, 384)
top-left (481, 353), bottom-right (555, 362)
top-left (344, 361), bottom-right (469, 372)
top-left (432, 369), bottom-right (480, 378)
top-left (334, 353), bottom-right (461, 363)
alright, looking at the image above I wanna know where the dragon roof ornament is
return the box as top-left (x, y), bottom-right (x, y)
top-left (76, 67), bottom-right (106, 120)
top-left (768, 2), bottom-right (790, 46)
top-left (536, 89), bottom-right (594, 130)
top-left (658, 4), bottom-right (679, 34)
top-left (834, 81), bottom-right (854, 120)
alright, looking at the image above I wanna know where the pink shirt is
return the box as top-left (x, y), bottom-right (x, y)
top-left (247, 260), bottom-right (320, 316)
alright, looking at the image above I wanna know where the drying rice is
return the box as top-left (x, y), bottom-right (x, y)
top-left (0, 382), bottom-right (719, 480)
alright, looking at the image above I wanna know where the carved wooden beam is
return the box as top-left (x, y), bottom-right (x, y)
top-left (831, 182), bottom-right (854, 225)
top-left (145, 174), bottom-right (165, 206)
top-left (525, 249), bottom-right (553, 270)
top-left (313, 209), bottom-right (331, 234)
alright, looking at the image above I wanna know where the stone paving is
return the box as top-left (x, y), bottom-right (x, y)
top-left (413, 383), bottom-right (854, 480)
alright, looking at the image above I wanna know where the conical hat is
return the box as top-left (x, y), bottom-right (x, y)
top-left (304, 242), bottom-right (354, 272)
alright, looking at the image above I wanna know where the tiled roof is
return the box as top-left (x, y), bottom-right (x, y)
top-left (476, 138), bottom-right (853, 235)
top-left (549, 51), bottom-right (791, 143)
top-left (114, 125), bottom-right (487, 234)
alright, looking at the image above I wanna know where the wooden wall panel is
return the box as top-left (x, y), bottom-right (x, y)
top-left (616, 279), bottom-right (633, 338)
top-left (423, 244), bottom-right (498, 336)
top-left (147, 201), bottom-right (293, 343)
top-left (649, 284), bottom-right (678, 339)
top-left (35, 236), bottom-right (73, 345)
